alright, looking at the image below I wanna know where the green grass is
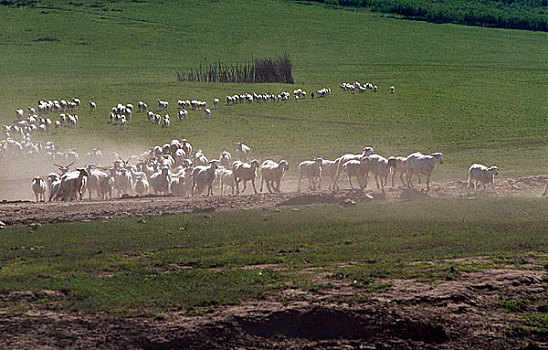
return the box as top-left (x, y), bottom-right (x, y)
top-left (0, 0), bottom-right (546, 181)
top-left (0, 198), bottom-right (546, 312)
top-left (308, 0), bottom-right (548, 31)
top-left (496, 297), bottom-right (530, 313)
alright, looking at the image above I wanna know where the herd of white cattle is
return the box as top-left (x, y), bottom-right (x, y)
top-left (0, 84), bottom-right (503, 202)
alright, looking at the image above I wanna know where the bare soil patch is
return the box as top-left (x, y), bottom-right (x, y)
top-left (0, 265), bottom-right (545, 349)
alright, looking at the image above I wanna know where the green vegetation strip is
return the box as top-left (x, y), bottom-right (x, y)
top-left (0, 198), bottom-right (546, 313)
top-left (303, 0), bottom-right (547, 31)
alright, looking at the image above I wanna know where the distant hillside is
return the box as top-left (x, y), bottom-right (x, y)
top-left (300, 0), bottom-right (547, 31)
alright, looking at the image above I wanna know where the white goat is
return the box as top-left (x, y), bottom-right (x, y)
top-left (406, 152), bottom-right (443, 191)
top-left (158, 99), bottom-right (169, 110)
top-left (191, 161), bottom-right (218, 196)
top-left (149, 167), bottom-right (171, 195)
top-left (467, 164), bottom-right (499, 195)
top-left (321, 159), bottom-right (338, 190)
top-left (178, 109), bottom-right (188, 121)
top-left (46, 173), bottom-right (60, 192)
top-left (192, 150), bottom-right (208, 166)
top-left (387, 156), bottom-right (407, 187)
top-left (219, 168), bottom-right (236, 196)
top-left (232, 159), bottom-right (259, 194)
top-left (134, 175), bottom-right (150, 196)
top-left (109, 166), bottom-right (133, 197)
top-left (138, 101), bottom-right (147, 112)
top-left (31, 177), bottom-right (47, 201)
top-left (54, 168), bottom-right (89, 201)
top-left (49, 179), bottom-right (61, 201)
top-left (236, 142), bottom-right (251, 162)
top-left (16, 108), bottom-right (24, 120)
top-left (85, 165), bottom-right (110, 200)
top-left (181, 139), bottom-right (192, 157)
top-left (298, 158), bottom-right (323, 192)
top-left (332, 147), bottom-right (374, 190)
top-left (219, 151), bottom-right (232, 168)
top-left (169, 174), bottom-right (187, 197)
top-left (368, 154), bottom-right (390, 191)
top-left (162, 114), bottom-right (170, 128)
top-left (260, 160), bottom-right (289, 193)
top-left (98, 176), bottom-right (113, 200)
top-left (342, 157), bottom-right (370, 190)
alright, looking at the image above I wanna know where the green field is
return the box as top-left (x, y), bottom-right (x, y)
top-left (0, 0), bottom-right (547, 320)
top-left (1, 198), bottom-right (547, 313)
top-left (0, 0), bottom-right (546, 180)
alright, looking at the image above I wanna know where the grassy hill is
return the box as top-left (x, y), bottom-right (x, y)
top-left (0, 0), bottom-right (546, 179)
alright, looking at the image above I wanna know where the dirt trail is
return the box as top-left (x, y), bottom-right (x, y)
top-left (1, 175), bottom-right (546, 226)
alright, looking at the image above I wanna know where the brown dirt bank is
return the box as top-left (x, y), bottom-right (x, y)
top-left (0, 265), bottom-right (546, 349)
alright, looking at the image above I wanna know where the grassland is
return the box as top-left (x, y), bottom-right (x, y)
top-left (0, 0), bottom-right (547, 326)
top-left (0, 0), bottom-right (546, 181)
top-left (0, 198), bottom-right (546, 313)
top-left (308, 0), bottom-right (548, 31)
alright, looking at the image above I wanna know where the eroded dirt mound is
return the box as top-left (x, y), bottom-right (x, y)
top-left (1, 265), bottom-right (546, 349)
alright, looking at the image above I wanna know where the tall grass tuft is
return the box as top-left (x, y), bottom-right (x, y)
top-left (177, 53), bottom-right (294, 84)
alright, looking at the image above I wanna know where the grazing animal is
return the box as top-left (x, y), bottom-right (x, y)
top-left (149, 167), bottom-right (171, 195)
top-left (387, 156), bottom-right (407, 187)
top-left (467, 164), bottom-right (499, 195)
top-left (332, 147), bottom-right (375, 190)
top-left (368, 154), bottom-right (390, 191)
top-left (321, 159), bottom-right (338, 190)
top-left (236, 142), bottom-right (251, 162)
top-left (31, 177), bottom-right (47, 201)
top-left (298, 158), bottom-right (323, 192)
top-left (219, 151), bottom-right (232, 169)
top-left (218, 168), bottom-right (236, 196)
top-left (134, 175), bottom-right (150, 196)
top-left (158, 99), bottom-right (169, 110)
top-left (54, 168), bottom-right (89, 201)
top-left (342, 157), bottom-right (370, 191)
top-left (405, 152), bottom-right (443, 191)
top-left (232, 159), bottom-right (260, 194)
top-left (260, 160), bottom-right (289, 193)
top-left (85, 165), bottom-right (110, 200)
top-left (191, 161), bottom-right (218, 196)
